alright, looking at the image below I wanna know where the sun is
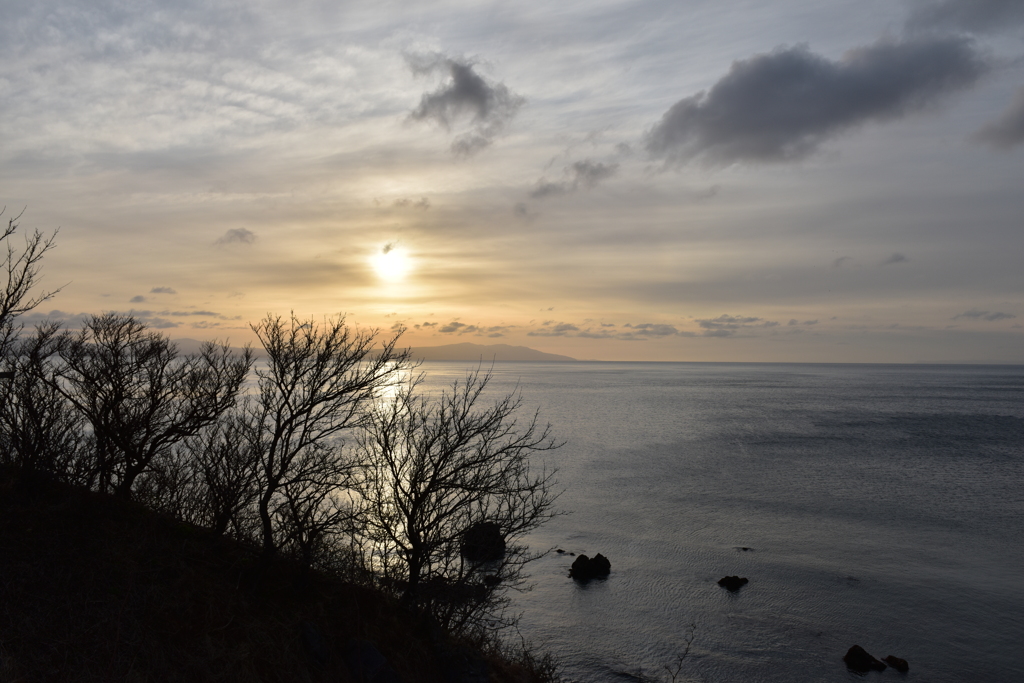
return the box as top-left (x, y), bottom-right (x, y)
top-left (371, 243), bottom-right (412, 282)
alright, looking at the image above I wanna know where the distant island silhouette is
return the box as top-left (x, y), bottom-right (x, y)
top-left (170, 339), bottom-right (576, 362)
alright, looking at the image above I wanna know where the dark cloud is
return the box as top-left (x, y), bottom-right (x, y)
top-left (530, 159), bottom-right (619, 199)
top-left (953, 309), bottom-right (1016, 321)
top-left (215, 228), bottom-right (256, 245)
top-left (408, 54), bottom-right (525, 157)
top-left (645, 36), bottom-right (988, 165)
top-left (882, 252), bottom-right (909, 265)
top-left (974, 87), bottom-right (1024, 149)
top-left (906, 0), bottom-right (1024, 34)
top-left (130, 295), bottom-right (146, 303)
top-left (150, 286), bottom-right (177, 294)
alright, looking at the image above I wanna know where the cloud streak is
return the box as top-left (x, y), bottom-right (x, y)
top-left (645, 36), bottom-right (988, 165)
top-left (953, 309), bottom-right (1016, 321)
top-left (906, 0), bottom-right (1024, 34)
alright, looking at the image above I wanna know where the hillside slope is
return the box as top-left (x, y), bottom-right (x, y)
top-left (0, 467), bottom-right (555, 683)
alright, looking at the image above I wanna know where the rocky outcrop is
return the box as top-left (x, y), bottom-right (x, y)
top-left (460, 522), bottom-right (504, 562)
top-left (717, 576), bottom-right (748, 591)
top-left (883, 655), bottom-right (909, 673)
top-left (843, 645), bottom-right (886, 672)
top-left (570, 553), bottom-right (611, 581)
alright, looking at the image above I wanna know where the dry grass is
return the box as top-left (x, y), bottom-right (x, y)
top-left (0, 467), bottom-right (557, 683)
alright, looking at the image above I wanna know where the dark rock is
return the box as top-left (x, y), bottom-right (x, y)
top-left (717, 576), bottom-right (748, 591)
top-left (883, 655), bottom-right (909, 673)
top-left (570, 553), bottom-right (611, 581)
top-left (460, 522), bottom-right (505, 562)
top-left (843, 645), bottom-right (886, 673)
top-left (300, 620), bottom-right (329, 667)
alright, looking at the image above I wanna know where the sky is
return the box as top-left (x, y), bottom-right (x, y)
top-left (2, 0), bottom-right (1023, 362)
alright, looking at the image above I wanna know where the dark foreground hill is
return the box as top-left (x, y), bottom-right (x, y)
top-left (0, 467), bottom-right (557, 683)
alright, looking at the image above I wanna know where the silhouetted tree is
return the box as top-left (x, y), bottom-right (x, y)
top-left (247, 313), bottom-right (412, 559)
top-left (356, 368), bottom-right (561, 634)
top-left (0, 322), bottom-right (89, 482)
top-left (0, 207), bottom-right (62, 358)
top-left (53, 314), bottom-right (252, 497)
top-left (170, 404), bottom-right (262, 537)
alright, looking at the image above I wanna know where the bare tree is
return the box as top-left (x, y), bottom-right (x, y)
top-left (248, 313), bottom-right (412, 559)
top-left (53, 314), bottom-right (253, 498)
top-left (355, 368), bottom-right (561, 634)
top-left (170, 404), bottom-right (262, 537)
top-left (0, 322), bottom-right (89, 483)
top-left (0, 208), bottom-right (62, 358)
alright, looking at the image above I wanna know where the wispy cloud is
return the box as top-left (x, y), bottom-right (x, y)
top-left (952, 309), bottom-right (1016, 321)
top-left (392, 197), bottom-right (431, 209)
top-left (645, 36), bottom-right (988, 165)
top-left (150, 286), bottom-right (177, 294)
top-left (695, 314), bottom-right (780, 337)
top-left (530, 160), bottom-right (619, 199)
top-left (906, 0), bottom-right (1024, 34)
top-left (974, 87), bottom-right (1024, 149)
top-left (882, 252), bottom-right (909, 265)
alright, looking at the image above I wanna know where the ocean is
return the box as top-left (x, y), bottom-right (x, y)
top-left (415, 361), bottom-right (1024, 683)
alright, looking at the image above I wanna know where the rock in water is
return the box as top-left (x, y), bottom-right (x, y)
top-left (883, 655), bottom-right (909, 673)
top-left (717, 576), bottom-right (749, 591)
top-left (843, 645), bottom-right (886, 672)
top-left (570, 553), bottom-right (611, 581)
top-left (460, 522), bottom-right (505, 562)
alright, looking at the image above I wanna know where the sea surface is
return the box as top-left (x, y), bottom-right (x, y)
top-left (415, 361), bottom-right (1024, 683)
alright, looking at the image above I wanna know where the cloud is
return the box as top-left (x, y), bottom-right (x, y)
top-left (906, 0), bottom-right (1024, 34)
top-left (527, 322), bottom-right (581, 337)
top-left (695, 314), bottom-right (779, 337)
top-left (953, 309), bottom-right (1016, 321)
top-left (393, 197), bottom-right (430, 209)
top-left (408, 54), bottom-right (525, 157)
top-left (623, 323), bottom-right (682, 336)
top-left (150, 287), bottom-right (177, 294)
top-left (882, 252), bottom-right (909, 265)
top-left (530, 160), bottom-right (619, 199)
top-left (215, 228), bottom-right (256, 245)
top-left (974, 87), bottom-right (1024, 149)
top-left (526, 320), bottom-right (695, 340)
top-left (645, 36), bottom-right (988, 165)
top-left (832, 256), bottom-right (852, 268)
top-left (130, 295), bottom-right (146, 303)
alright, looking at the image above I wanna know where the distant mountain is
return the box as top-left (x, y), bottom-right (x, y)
top-left (168, 339), bottom-right (576, 362)
top-left (406, 342), bottom-right (576, 362)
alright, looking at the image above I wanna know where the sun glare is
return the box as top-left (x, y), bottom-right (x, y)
top-left (371, 243), bottom-right (412, 282)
